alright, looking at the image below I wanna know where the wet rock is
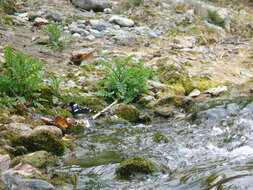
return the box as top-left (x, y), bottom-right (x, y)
top-left (72, 0), bottom-right (111, 12)
top-left (11, 151), bottom-right (58, 169)
top-left (32, 125), bottom-right (63, 137)
top-left (11, 129), bottom-right (65, 156)
top-left (0, 155), bottom-right (11, 174)
top-left (116, 157), bottom-right (156, 180)
top-left (109, 15), bottom-right (134, 27)
top-left (204, 86), bottom-right (228, 96)
top-left (2, 169), bottom-right (55, 190)
top-left (188, 89), bottom-right (201, 98)
top-left (28, 11), bottom-right (43, 21)
top-left (43, 10), bottom-right (63, 23)
top-left (113, 104), bottom-right (140, 123)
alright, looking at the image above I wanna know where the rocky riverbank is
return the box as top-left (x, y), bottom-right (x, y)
top-left (1, 0), bottom-right (253, 189)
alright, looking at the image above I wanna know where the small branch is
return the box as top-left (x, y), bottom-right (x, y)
top-left (92, 99), bottom-right (118, 120)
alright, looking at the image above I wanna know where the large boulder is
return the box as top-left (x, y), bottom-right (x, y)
top-left (71, 0), bottom-right (111, 12)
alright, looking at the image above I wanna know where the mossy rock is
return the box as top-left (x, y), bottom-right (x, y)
top-left (116, 157), bottom-right (156, 180)
top-left (11, 132), bottom-right (65, 156)
top-left (0, 108), bottom-right (11, 124)
top-left (11, 151), bottom-right (59, 168)
top-left (192, 77), bottom-right (220, 91)
top-left (159, 70), bottom-right (194, 95)
top-left (113, 104), bottom-right (140, 123)
top-left (153, 132), bottom-right (169, 143)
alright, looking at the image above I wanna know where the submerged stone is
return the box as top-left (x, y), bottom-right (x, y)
top-left (115, 157), bottom-right (156, 180)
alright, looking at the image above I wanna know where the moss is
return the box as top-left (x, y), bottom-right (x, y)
top-left (11, 132), bottom-right (65, 156)
top-left (116, 157), bottom-right (156, 180)
top-left (11, 151), bottom-right (59, 168)
top-left (114, 104), bottom-right (140, 123)
top-left (192, 77), bottom-right (220, 91)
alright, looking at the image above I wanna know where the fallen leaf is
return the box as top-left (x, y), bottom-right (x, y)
top-left (70, 52), bottom-right (93, 65)
top-left (41, 117), bottom-right (54, 125)
top-left (62, 135), bottom-right (76, 141)
top-left (54, 116), bottom-right (72, 130)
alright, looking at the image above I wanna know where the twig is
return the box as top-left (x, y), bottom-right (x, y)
top-left (92, 99), bottom-right (118, 120)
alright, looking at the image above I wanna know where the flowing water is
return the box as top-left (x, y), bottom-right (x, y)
top-left (54, 98), bottom-right (253, 190)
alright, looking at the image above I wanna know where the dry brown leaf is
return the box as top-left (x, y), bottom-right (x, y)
top-left (54, 116), bottom-right (72, 130)
top-left (71, 52), bottom-right (93, 65)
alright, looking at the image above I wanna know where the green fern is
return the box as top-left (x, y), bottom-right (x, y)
top-left (0, 47), bottom-right (45, 102)
top-left (97, 56), bottom-right (152, 103)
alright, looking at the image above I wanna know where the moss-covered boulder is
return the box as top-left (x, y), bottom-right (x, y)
top-left (115, 157), bottom-right (156, 180)
top-left (11, 151), bottom-right (59, 168)
top-left (11, 131), bottom-right (65, 156)
top-left (113, 104), bottom-right (140, 123)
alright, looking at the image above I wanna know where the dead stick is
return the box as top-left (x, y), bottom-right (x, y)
top-left (92, 99), bottom-right (118, 120)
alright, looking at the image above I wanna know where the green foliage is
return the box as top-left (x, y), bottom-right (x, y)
top-left (0, 47), bottom-right (45, 103)
top-left (44, 23), bottom-right (64, 51)
top-left (0, 0), bottom-right (15, 14)
top-left (207, 10), bottom-right (226, 28)
top-left (97, 56), bottom-right (152, 103)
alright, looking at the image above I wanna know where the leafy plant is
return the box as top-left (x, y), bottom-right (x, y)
top-left (207, 10), bottom-right (226, 28)
top-left (0, 47), bottom-right (45, 103)
top-left (0, 0), bottom-right (16, 14)
top-left (44, 23), bottom-right (64, 51)
top-left (97, 56), bottom-right (152, 103)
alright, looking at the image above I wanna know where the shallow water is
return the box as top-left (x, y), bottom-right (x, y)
top-left (55, 99), bottom-right (253, 190)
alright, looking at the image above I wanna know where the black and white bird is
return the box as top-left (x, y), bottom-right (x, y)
top-left (68, 102), bottom-right (96, 118)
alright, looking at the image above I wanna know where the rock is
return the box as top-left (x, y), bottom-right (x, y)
top-left (71, 0), bottom-right (111, 12)
top-left (109, 15), bottom-right (134, 27)
top-left (43, 10), bottom-right (63, 22)
top-left (113, 104), bottom-right (140, 123)
top-left (154, 106), bottom-right (174, 117)
top-left (188, 89), bottom-right (201, 98)
top-left (0, 155), bottom-right (11, 174)
top-left (33, 17), bottom-right (48, 26)
top-left (72, 33), bottom-right (81, 38)
top-left (32, 125), bottom-right (63, 137)
top-left (11, 129), bottom-right (65, 156)
top-left (115, 157), bottom-right (156, 180)
top-left (2, 168), bottom-right (55, 190)
top-left (204, 86), bottom-right (228, 96)
top-left (28, 11), bottom-right (43, 21)
top-left (11, 151), bottom-right (58, 169)
top-left (6, 123), bottom-right (33, 136)
top-left (10, 115), bottom-right (26, 123)
top-left (86, 35), bottom-right (95, 41)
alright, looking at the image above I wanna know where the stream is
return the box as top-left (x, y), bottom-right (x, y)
top-left (53, 98), bottom-right (253, 190)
